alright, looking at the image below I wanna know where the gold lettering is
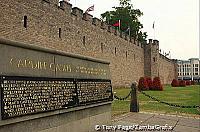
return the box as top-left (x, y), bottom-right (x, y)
top-left (43, 62), bottom-right (47, 70)
top-left (50, 63), bottom-right (55, 71)
top-left (9, 58), bottom-right (14, 65)
top-left (76, 66), bottom-right (80, 73)
top-left (63, 64), bottom-right (72, 72)
top-left (55, 64), bottom-right (60, 71)
top-left (17, 60), bottom-right (24, 68)
top-left (31, 61), bottom-right (38, 69)
top-left (24, 59), bottom-right (28, 67)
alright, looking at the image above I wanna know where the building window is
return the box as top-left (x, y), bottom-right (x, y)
top-left (59, 28), bottom-right (61, 38)
top-left (195, 64), bottom-right (198, 67)
top-left (126, 51), bottom-right (128, 60)
top-left (83, 36), bottom-right (86, 46)
top-left (134, 54), bottom-right (136, 60)
top-left (100, 43), bottom-right (103, 53)
top-left (23, 16), bottom-right (27, 28)
top-left (114, 47), bottom-right (117, 55)
top-left (153, 57), bottom-right (156, 62)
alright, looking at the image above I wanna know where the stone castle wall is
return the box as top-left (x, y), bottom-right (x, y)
top-left (159, 54), bottom-right (178, 84)
top-left (0, 0), bottom-right (176, 86)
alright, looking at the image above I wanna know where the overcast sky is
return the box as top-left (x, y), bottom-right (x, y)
top-left (65, 0), bottom-right (199, 60)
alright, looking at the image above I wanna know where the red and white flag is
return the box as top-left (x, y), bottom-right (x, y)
top-left (112, 20), bottom-right (121, 30)
top-left (85, 5), bottom-right (94, 13)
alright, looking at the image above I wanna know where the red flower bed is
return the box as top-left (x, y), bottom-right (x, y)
top-left (186, 80), bottom-right (191, 85)
top-left (152, 77), bottom-right (163, 91)
top-left (138, 77), bottom-right (149, 91)
top-left (146, 77), bottom-right (153, 90)
top-left (171, 79), bottom-right (179, 87)
top-left (179, 80), bottom-right (186, 87)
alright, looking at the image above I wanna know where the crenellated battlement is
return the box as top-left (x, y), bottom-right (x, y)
top-left (59, 0), bottom-right (72, 12)
top-left (39, 0), bottom-right (139, 46)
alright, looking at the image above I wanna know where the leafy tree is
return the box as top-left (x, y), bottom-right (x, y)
top-left (101, 0), bottom-right (147, 43)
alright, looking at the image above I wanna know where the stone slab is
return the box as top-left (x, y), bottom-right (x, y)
top-left (0, 42), bottom-right (111, 79)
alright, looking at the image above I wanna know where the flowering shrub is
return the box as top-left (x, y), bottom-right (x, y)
top-left (179, 80), bottom-right (186, 87)
top-left (146, 77), bottom-right (153, 90)
top-left (171, 79), bottom-right (179, 87)
top-left (138, 77), bottom-right (149, 91)
top-left (186, 80), bottom-right (191, 86)
top-left (152, 77), bottom-right (163, 91)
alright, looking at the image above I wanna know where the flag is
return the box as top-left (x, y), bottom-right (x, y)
top-left (85, 5), bottom-right (94, 13)
top-left (124, 27), bottom-right (130, 32)
top-left (124, 26), bottom-right (131, 36)
top-left (112, 20), bottom-right (121, 31)
top-left (152, 21), bottom-right (155, 29)
top-left (113, 21), bottom-right (120, 27)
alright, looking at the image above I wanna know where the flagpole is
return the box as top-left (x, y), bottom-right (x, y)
top-left (92, 4), bottom-right (94, 17)
top-left (119, 20), bottom-right (121, 31)
top-left (153, 21), bottom-right (155, 40)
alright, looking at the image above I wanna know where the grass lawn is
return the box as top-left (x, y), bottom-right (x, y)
top-left (112, 85), bottom-right (200, 117)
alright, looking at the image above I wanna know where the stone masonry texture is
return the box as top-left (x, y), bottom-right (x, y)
top-left (0, 0), bottom-right (177, 86)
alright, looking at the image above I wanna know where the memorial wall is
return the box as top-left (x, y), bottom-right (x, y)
top-left (0, 38), bottom-right (113, 132)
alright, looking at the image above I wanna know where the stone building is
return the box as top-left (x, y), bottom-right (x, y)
top-left (0, 0), bottom-right (177, 86)
top-left (177, 58), bottom-right (200, 81)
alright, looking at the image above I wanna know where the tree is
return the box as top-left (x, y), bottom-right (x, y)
top-left (101, 0), bottom-right (147, 43)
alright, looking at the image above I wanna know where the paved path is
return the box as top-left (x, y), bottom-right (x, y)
top-left (111, 112), bottom-right (200, 132)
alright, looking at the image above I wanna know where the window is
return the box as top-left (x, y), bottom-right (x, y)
top-left (100, 43), bottom-right (103, 53)
top-left (59, 28), bottom-right (61, 38)
top-left (153, 57), bottom-right (156, 62)
top-left (195, 64), bottom-right (198, 67)
top-left (23, 16), bottom-right (27, 28)
top-left (134, 54), bottom-right (136, 60)
top-left (125, 51), bottom-right (128, 59)
top-left (114, 47), bottom-right (117, 55)
top-left (195, 68), bottom-right (198, 72)
top-left (83, 36), bottom-right (86, 46)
